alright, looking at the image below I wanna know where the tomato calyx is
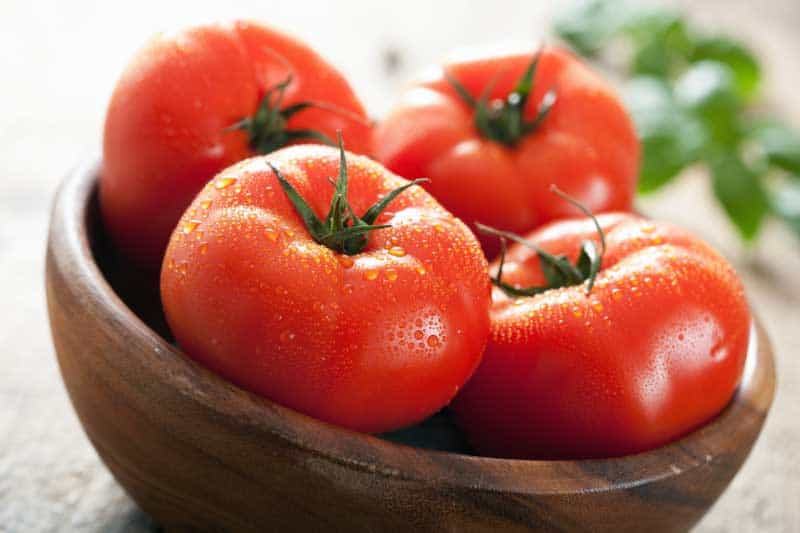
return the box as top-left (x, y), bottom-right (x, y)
top-left (228, 75), bottom-right (337, 154)
top-left (477, 186), bottom-right (606, 297)
top-left (269, 136), bottom-right (427, 255)
top-left (446, 50), bottom-right (557, 147)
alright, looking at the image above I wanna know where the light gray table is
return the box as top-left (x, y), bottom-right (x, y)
top-left (1, 1), bottom-right (798, 531)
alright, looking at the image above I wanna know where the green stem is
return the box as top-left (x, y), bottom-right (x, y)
top-left (270, 134), bottom-right (426, 255)
top-left (447, 49), bottom-right (557, 147)
top-left (476, 187), bottom-right (606, 296)
top-left (228, 75), bottom-right (337, 154)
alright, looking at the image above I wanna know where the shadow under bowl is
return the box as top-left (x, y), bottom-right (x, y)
top-left (46, 160), bottom-right (776, 532)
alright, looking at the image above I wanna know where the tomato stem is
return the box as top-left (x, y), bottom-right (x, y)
top-left (270, 134), bottom-right (427, 255)
top-left (447, 48), bottom-right (557, 147)
top-left (477, 186), bottom-right (606, 296)
top-left (227, 75), bottom-right (341, 154)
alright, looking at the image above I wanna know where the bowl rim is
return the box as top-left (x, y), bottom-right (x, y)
top-left (51, 157), bottom-right (776, 496)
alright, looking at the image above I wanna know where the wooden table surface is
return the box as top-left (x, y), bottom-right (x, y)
top-left (1, 1), bottom-right (798, 531)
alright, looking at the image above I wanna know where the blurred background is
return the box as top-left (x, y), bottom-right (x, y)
top-left (1, 0), bottom-right (798, 531)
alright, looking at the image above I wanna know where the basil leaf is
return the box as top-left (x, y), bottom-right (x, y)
top-left (624, 77), bottom-right (706, 192)
top-left (770, 180), bottom-right (800, 237)
top-left (690, 36), bottom-right (761, 100)
top-left (675, 61), bottom-right (741, 145)
top-left (751, 122), bottom-right (800, 176)
top-left (710, 152), bottom-right (769, 240)
top-left (626, 15), bottom-right (693, 78)
top-left (554, 0), bottom-right (633, 56)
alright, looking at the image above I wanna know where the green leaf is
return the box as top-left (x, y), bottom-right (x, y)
top-left (770, 180), bottom-right (800, 237)
top-left (750, 122), bottom-right (800, 176)
top-left (269, 163), bottom-right (327, 240)
top-left (576, 241), bottom-right (602, 292)
top-left (554, 0), bottom-right (634, 56)
top-left (710, 152), bottom-right (769, 240)
top-left (691, 36), bottom-right (761, 100)
top-left (623, 77), bottom-right (706, 192)
top-left (674, 61), bottom-right (742, 145)
top-left (626, 14), bottom-right (693, 78)
top-left (362, 179), bottom-right (428, 225)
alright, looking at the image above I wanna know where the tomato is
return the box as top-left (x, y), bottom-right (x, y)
top-left (451, 210), bottom-right (750, 459)
top-left (373, 46), bottom-right (640, 258)
top-left (160, 144), bottom-right (491, 433)
top-left (101, 20), bottom-right (372, 270)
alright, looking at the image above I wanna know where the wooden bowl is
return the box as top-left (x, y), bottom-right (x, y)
top-left (46, 160), bottom-right (776, 532)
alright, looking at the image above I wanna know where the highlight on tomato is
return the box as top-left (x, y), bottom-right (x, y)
top-left (101, 20), bottom-right (372, 270)
top-left (374, 45), bottom-right (640, 258)
top-left (160, 141), bottom-right (491, 433)
top-left (451, 188), bottom-right (750, 459)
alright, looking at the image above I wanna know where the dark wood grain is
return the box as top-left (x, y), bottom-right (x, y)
top-left (45, 160), bottom-right (776, 533)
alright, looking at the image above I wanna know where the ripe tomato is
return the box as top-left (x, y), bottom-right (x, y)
top-left (101, 20), bottom-right (372, 270)
top-left (451, 211), bottom-right (750, 459)
top-left (160, 144), bottom-right (491, 433)
top-left (373, 46), bottom-right (640, 258)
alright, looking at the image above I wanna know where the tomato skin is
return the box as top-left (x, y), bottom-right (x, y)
top-left (373, 47), bottom-right (640, 258)
top-left (160, 145), bottom-right (491, 433)
top-left (101, 20), bottom-right (372, 270)
top-left (451, 214), bottom-right (750, 459)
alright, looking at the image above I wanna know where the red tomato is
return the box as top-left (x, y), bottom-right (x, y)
top-left (451, 213), bottom-right (750, 458)
top-left (160, 145), bottom-right (491, 433)
top-left (101, 20), bottom-right (372, 270)
top-left (373, 46), bottom-right (640, 258)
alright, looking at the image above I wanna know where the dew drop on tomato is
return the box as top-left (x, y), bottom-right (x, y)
top-left (214, 177), bottom-right (236, 190)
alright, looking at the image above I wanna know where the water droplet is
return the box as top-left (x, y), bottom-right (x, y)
top-left (182, 220), bottom-right (200, 234)
top-left (433, 223), bottom-right (444, 232)
top-left (343, 284), bottom-right (354, 294)
top-left (642, 223), bottom-right (656, 234)
top-left (426, 335), bottom-right (440, 347)
top-left (265, 228), bottom-right (278, 242)
top-left (572, 307), bottom-right (583, 318)
top-left (513, 299), bottom-right (526, 305)
top-left (198, 243), bottom-right (208, 254)
top-left (678, 333), bottom-right (685, 341)
top-left (611, 288), bottom-right (623, 300)
top-left (415, 265), bottom-right (427, 275)
top-left (652, 236), bottom-right (663, 245)
top-left (591, 301), bottom-right (604, 312)
top-left (387, 246), bottom-right (406, 257)
top-left (364, 270), bottom-right (379, 281)
top-left (711, 345), bottom-right (727, 360)
top-left (414, 330), bottom-right (424, 340)
top-left (338, 255), bottom-right (354, 269)
top-left (199, 200), bottom-right (212, 210)
top-left (280, 331), bottom-right (296, 343)
top-left (214, 177), bottom-right (237, 189)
